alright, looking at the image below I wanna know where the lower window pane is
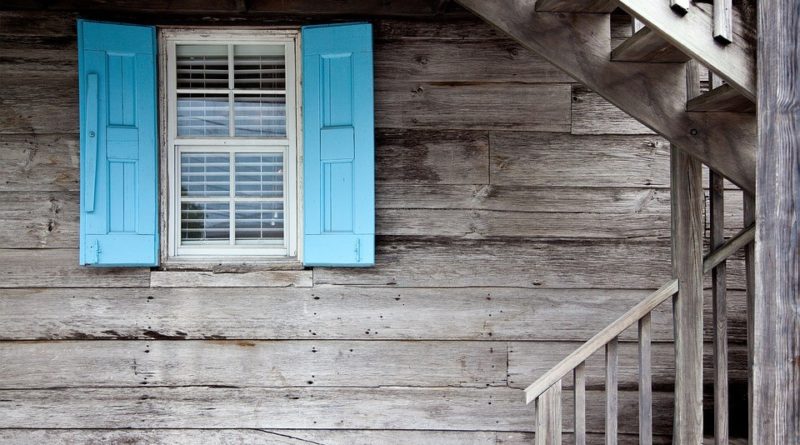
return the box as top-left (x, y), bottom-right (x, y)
top-left (235, 201), bottom-right (284, 243)
top-left (181, 202), bottom-right (230, 243)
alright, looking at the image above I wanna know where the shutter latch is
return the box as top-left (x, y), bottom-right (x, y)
top-left (354, 239), bottom-right (361, 263)
top-left (87, 239), bottom-right (100, 264)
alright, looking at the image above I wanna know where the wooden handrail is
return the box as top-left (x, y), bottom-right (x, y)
top-left (524, 223), bottom-right (756, 403)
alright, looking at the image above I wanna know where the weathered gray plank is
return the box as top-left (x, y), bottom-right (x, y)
top-left (0, 287), bottom-right (680, 341)
top-left (606, 338), bottom-right (619, 445)
top-left (0, 70), bottom-right (77, 134)
top-left (150, 270), bottom-right (312, 288)
top-left (753, 0), bottom-right (800, 440)
top-left (375, 82), bottom-right (572, 131)
top-left (638, 314), bottom-right (653, 445)
top-left (0, 430), bottom-right (671, 445)
top-left (314, 238), bottom-right (673, 288)
top-left (490, 132), bottom-right (668, 187)
top-left (376, 129), bottom-right (489, 184)
top-left (377, 208), bottom-right (670, 240)
top-left (0, 249), bottom-right (149, 288)
top-left (710, 171), bottom-right (729, 445)
top-left (571, 86), bottom-right (655, 135)
top-left (611, 27), bottom-right (690, 63)
top-left (377, 185), bottom-right (672, 214)
top-left (0, 134), bottom-right (79, 191)
top-left (0, 191), bottom-right (77, 248)
top-left (686, 84), bottom-right (755, 113)
top-left (0, 386), bottom-right (674, 433)
top-left (509, 342), bottom-right (748, 391)
top-left (0, 340), bottom-right (506, 389)
top-left (455, 0), bottom-right (755, 191)
top-left (535, 0), bottom-right (619, 13)
top-left (536, 380), bottom-right (563, 445)
top-left (574, 363), bottom-right (587, 445)
top-left (375, 39), bottom-right (571, 83)
top-left (670, 147), bottom-right (705, 444)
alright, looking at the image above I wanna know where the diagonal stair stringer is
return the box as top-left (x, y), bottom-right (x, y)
top-left (456, 0), bottom-right (755, 193)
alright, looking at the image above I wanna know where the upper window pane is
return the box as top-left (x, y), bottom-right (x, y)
top-left (233, 45), bottom-right (286, 90)
top-left (176, 44), bottom-right (228, 89)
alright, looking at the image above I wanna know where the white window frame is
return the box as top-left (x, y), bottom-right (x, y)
top-left (161, 28), bottom-right (302, 263)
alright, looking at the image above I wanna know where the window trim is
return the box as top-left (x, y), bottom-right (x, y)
top-left (158, 27), bottom-right (303, 266)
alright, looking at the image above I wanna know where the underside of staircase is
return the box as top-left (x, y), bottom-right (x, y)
top-left (452, 1), bottom-right (765, 444)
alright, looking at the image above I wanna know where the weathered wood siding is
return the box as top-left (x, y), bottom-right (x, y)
top-left (0, 7), bottom-right (747, 444)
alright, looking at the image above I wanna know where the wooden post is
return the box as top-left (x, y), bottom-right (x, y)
top-left (754, 0), bottom-right (800, 442)
top-left (670, 146), bottom-right (704, 445)
top-left (710, 171), bottom-right (728, 445)
top-left (536, 381), bottom-right (563, 445)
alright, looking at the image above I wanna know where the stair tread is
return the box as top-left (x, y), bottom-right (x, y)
top-left (612, 27), bottom-right (691, 63)
top-left (687, 84), bottom-right (755, 112)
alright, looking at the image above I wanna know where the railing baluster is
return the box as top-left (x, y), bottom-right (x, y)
top-left (638, 314), bottom-right (653, 445)
top-left (743, 192), bottom-right (756, 439)
top-left (710, 171), bottom-right (729, 445)
top-left (536, 381), bottom-right (563, 445)
top-left (574, 363), bottom-right (586, 445)
top-left (606, 338), bottom-right (619, 445)
top-left (713, 0), bottom-right (733, 44)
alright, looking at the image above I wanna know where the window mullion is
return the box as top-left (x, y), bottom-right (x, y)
top-left (228, 43), bottom-right (235, 138)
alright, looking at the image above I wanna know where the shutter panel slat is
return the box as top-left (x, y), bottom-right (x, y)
top-left (302, 23), bottom-right (375, 267)
top-left (79, 20), bottom-right (158, 266)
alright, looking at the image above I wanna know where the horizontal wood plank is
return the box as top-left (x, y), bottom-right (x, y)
top-left (0, 430), bottom-right (670, 445)
top-left (376, 129), bottom-right (489, 184)
top-left (150, 270), bottom-right (312, 288)
top-left (376, 82), bottom-right (572, 131)
top-left (0, 191), bottom-right (77, 248)
top-left (571, 86), bottom-right (656, 135)
top-left (0, 340), bottom-right (506, 389)
top-left (509, 341), bottom-right (748, 390)
top-left (0, 249), bottom-right (149, 288)
top-left (0, 287), bottom-right (679, 341)
top-left (0, 134), bottom-right (78, 192)
top-left (0, 386), bottom-right (674, 433)
top-left (490, 132), bottom-right (669, 187)
top-left (686, 84), bottom-right (755, 113)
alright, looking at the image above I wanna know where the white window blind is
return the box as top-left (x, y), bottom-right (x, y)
top-left (176, 44), bottom-right (287, 138)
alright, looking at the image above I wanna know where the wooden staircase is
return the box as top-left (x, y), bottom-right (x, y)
top-left (455, 0), bottom-right (756, 193)
top-left (453, 0), bottom-right (759, 443)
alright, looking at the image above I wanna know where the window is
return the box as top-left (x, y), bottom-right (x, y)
top-left (163, 30), bottom-right (300, 261)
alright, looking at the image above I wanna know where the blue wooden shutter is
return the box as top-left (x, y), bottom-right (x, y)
top-left (302, 24), bottom-right (375, 267)
top-left (78, 20), bottom-right (158, 266)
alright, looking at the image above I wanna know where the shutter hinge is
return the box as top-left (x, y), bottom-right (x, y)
top-left (87, 239), bottom-right (100, 264)
top-left (354, 238), bottom-right (361, 263)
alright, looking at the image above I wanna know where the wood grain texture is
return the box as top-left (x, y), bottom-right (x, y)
top-left (710, 171), bottom-right (729, 445)
top-left (0, 386), bottom-right (674, 433)
top-left (535, 0), bottom-right (619, 13)
top-left (314, 238), bottom-right (674, 288)
top-left (0, 430), bottom-right (672, 445)
top-left (536, 380), bottom-right (563, 445)
top-left (375, 81), bottom-right (572, 131)
top-left (670, 147), bottom-right (704, 444)
top-left (376, 129), bottom-right (489, 184)
top-left (616, 0), bottom-right (755, 99)
top-left (0, 287), bottom-right (680, 341)
top-left (0, 249), bottom-right (149, 288)
top-left (753, 0), bottom-right (800, 442)
top-left (0, 134), bottom-right (79, 191)
top-left (606, 338), bottom-right (619, 445)
top-left (490, 132), bottom-right (669, 187)
top-left (574, 363), bottom-right (587, 445)
top-left (150, 270), bottom-right (312, 288)
top-left (0, 340), bottom-right (507, 389)
top-left (455, 0), bottom-right (756, 192)
top-left (0, 191), bottom-right (77, 248)
top-left (571, 87), bottom-right (655, 135)
top-left (611, 27), bottom-right (690, 63)
top-left (686, 84), bottom-right (755, 113)
top-left (638, 314), bottom-right (653, 445)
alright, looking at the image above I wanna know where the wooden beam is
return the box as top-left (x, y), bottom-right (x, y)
top-left (670, 146), bottom-right (704, 445)
top-left (686, 84), bottom-right (755, 113)
top-left (710, 171), bottom-right (729, 445)
top-left (753, 0), bottom-right (800, 442)
top-left (616, 0), bottom-right (755, 100)
top-left (713, 0), bottom-right (733, 44)
top-left (611, 27), bottom-right (691, 63)
top-left (454, 0), bottom-right (756, 192)
top-left (535, 0), bottom-right (619, 13)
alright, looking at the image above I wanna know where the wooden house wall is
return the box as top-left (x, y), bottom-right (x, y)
top-left (0, 6), bottom-right (747, 444)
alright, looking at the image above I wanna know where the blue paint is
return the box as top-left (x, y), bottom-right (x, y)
top-left (78, 20), bottom-right (158, 267)
top-left (302, 23), bottom-right (375, 267)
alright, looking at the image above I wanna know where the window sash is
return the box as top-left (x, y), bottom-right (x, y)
top-left (164, 29), bottom-right (300, 261)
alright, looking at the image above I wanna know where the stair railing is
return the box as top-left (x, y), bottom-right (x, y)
top-left (526, 224), bottom-right (754, 445)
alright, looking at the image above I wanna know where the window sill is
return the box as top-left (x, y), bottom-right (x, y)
top-left (160, 257), bottom-right (304, 272)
